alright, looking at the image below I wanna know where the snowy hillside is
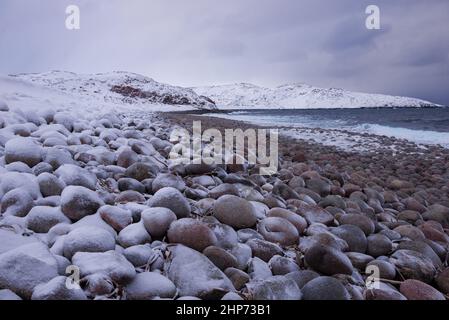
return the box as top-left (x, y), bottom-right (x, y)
top-left (10, 71), bottom-right (217, 111)
top-left (193, 83), bottom-right (440, 109)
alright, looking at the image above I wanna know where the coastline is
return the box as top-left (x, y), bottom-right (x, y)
top-left (161, 111), bottom-right (449, 209)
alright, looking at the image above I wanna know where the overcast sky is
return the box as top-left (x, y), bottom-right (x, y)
top-left (0, 0), bottom-right (448, 104)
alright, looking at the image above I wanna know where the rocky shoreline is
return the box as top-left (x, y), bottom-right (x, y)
top-left (0, 105), bottom-right (448, 300)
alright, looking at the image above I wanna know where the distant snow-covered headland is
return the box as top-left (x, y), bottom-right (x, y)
top-left (192, 83), bottom-right (440, 110)
top-left (0, 71), bottom-right (440, 116)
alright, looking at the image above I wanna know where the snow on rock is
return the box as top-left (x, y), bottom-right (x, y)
top-left (141, 207), bottom-right (177, 239)
top-left (0, 289), bottom-right (22, 300)
top-left (37, 172), bottom-right (66, 197)
top-left (43, 147), bottom-right (76, 170)
top-left (62, 226), bottom-right (116, 259)
top-left (31, 276), bottom-right (87, 300)
top-left (72, 250), bottom-right (136, 285)
top-left (4, 137), bottom-right (41, 167)
top-left (1, 187), bottom-right (34, 217)
top-left (0, 172), bottom-right (42, 200)
top-left (124, 272), bottom-right (177, 300)
top-left (0, 100), bottom-right (9, 112)
top-left (117, 222), bottom-right (151, 248)
top-left (60, 186), bottom-right (104, 221)
top-left (123, 244), bottom-right (156, 267)
top-left (193, 83), bottom-right (440, 109)
top-left (0, 242), bottom-right (59, 299)
top-left (70, 213), bottom-right (117, 237)
top-left (246, 275), bottom-right (302, 300)
top-left (10, 71), bottom-right (217, 112)
top-left (55, 164), bottom-right (97, 190)
top-left (165, 245), bottom-right (235, 299)
top-left (98, 205), bottom-right (133, 232)
top-left (0, 227), bottom-right (40, 255)
top-left (26, 206), bottom-right (70, 233)
top-left (148, 187), bottom-right (191, 218)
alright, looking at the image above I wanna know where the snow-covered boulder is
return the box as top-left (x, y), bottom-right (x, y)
top-left (60, 186), bottom-right (103, 221)
top-left (31, 276), bottom-right (87, 300)
top-left (37, 173), bottom-right (66, 197)
top-left (125, 272), bottom-right (177, 300)
top-left (149, 187), bottom-right (191, 218)
top-left (117, 222), bottom-right (152, 248)
top-left (62, 226), bottom-right (116, 259)
top-left (72, 250), bottom-right (136, 285)
top-left (0, 172), bottom-right (41, 199)
top-left (1, 187), bottom-right (34, 217)
top-left (4, 137), bottom-right (43, 167)
top-left (26, 206), bottom-right (70, 233)
top-left (0, 242), bottom-right (59, 298)
top-left (165, 245), bottom-right (235, 299)
top-left (55, 164), bottom-right (97, 190)
top-left (0, 100), bottom-right (9, 112)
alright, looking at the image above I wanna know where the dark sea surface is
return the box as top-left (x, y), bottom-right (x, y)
top-left (205, 107), bottom-right (449, 147)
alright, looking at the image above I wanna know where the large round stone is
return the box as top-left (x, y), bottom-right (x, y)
top-left (141, 207), bottom-right (177, 239)
top-left (257, 217), bottom-right (299, 246)
top-left (149, 187), bottom-right (190, 218)
top-left (167, 218), bottom-right (218, 252)
top-left (302, 276), bottom-right (350, 300)
top-left (61, 186), bottom-right (103, 221)
top-left (304, 244), bottom-right (353, 275)
top-left (213, 195), bottom-right (257, 229)
top-left (5, 137), bottom-right (42, 167)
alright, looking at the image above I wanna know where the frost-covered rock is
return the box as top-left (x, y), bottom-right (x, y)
top-left (152, 173), bottom-right (186, 192)
top-left (53, 113), bottom-right (75, 132)
top-left (118, 222), bottom-right (152, 248)
top-left (141, 207), bottom-right (177, 239)
top-left (4, 137), bottom-right (42, 167)
top-left (70, 212), bottom-right (117, 236)
top-left (26, 206), bottom-right (70, 233)
top-left (0, 242), bottom-right (59, 298)
top-left (149, 187), bottom-right (191, 218)
top-left (5, 161), bottom-right (32, 173)
top-left (125, 162), bottom-right (158, 181)
top-left (213, 195), bottom-right (257, 229)
top-left (62, 226), bottom-right (116, 259)
top-left (0, 289), bottom-right (22, 300)
top-left (117, 149), bottom-right (139, 168)
top-left (43, 147), bottom-right (75, 170)
top-left (246, 275), bottom-right (302, 300)
top-left (0, 228), bottom-right (40, 255)
top-left (1, 188), bottom-right (34, 217)
top-left (61, 186), bottom-right (103, 221)
top-left (99, 205), bottom-right (133, 231)
top-left (125, 272), bottom-right (177, 300)
top-left (55, 164), bottom-right (97, 190)
top-left (167, 218), bottom-right (218, 252)
top-left (37, 173), bottom-right (66, 197)
top-left (123, 244), bottom-right (155, 267)
top-left (0, 172), bottom-right (41, 199)
top-left (0, 100), bottom-right (9, 112)
top-left (166, 245), bottom-right (235, 299)
top-left (72, 250), bottom-right (136, 284)
top-left (31, 276), bottom-right (87, 300)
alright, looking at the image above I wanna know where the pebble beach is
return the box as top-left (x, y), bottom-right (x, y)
top-left (0, 103), bottom-right (448, 300)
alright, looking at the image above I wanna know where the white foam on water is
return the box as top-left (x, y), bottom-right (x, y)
top-left (351, 123), bottom-right (449, 148)
top-left (204, 112), bottom-right (449, 150)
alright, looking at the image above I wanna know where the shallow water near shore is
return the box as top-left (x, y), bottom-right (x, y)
top-left (204, 107), bottom-right (449, 148)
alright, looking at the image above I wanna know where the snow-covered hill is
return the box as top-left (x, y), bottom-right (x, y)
top-left (10, 71), bottom-right (217, 111)
top-left (193, 83), bottom-right (440, 109)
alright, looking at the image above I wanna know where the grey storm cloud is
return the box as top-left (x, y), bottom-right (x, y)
top-left (0, 0), bottom-right (448, 105)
